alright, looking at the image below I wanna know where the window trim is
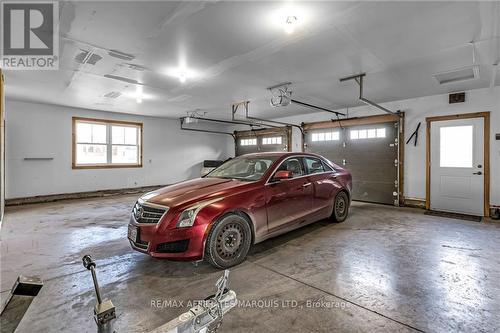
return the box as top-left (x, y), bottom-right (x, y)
top-left (266, 155), bottom-right (335, 185)
top-left (72, 117), bottom-right (143, 169)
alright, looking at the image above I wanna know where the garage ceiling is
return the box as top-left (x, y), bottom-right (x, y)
top-left (4, 1), bottom-right (500, 118)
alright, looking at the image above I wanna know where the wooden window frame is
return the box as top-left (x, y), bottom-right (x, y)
top-left (425, 112), bottom-right (490, 217)
top-left (72, 117), bottom-right (143, 169)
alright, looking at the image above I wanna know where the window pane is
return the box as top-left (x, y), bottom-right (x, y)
top-left (367, 129), bottom-right (376, 138)
top-left (325, 132), bottom-right (332, 141)
top-left (76, 123), bottom-right (91, 143)
top-left (262, 137), bottom-right (282, 145)
top-left (312, 133), bottom-right (318, 142)
top-left (440, 125), bottom-right (473, 168)
top-left (305, 157), bottom-right (325, 174)
top-left (377, 128), bottom-right (386, 138)
top-left (240, 138), bottom-right (256, 146)
top-left (318, 133), bottom-right (325, 141)
top-left (350, 130), bottom-right (358, 139)
top-left (112, 126), bottom-right (125, 144)
top-left (332, 132), bottom-right (339, 140)
top-left (124, 127), bottom-right (137, 145)
top-left (358, 130), bottom-right (367, 139)
top-left (112, 145), bottom-right (138, 164)
top-left (76, 144), bottom-right (107, 164)
top-left (93, 124), bottom-right (107, 144)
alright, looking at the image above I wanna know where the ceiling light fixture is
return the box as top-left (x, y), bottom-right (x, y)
top-left (284, 15), bottom-right (298, 34)
top-left (178, 72), bottom-right (187, 83)
top-left (166, 66), bottom-right (198, 84)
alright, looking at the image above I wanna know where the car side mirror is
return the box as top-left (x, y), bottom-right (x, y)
top-left (273, 170), bottom-right (293, 181)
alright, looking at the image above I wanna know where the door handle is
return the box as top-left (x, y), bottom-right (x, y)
top-left (302, 183), bottom-right (312, 188)
top-left (473, 171), bottom-right (482, 175)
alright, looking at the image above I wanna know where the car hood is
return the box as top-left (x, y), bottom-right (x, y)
top-left (141, 177), bottom-right (251, 208)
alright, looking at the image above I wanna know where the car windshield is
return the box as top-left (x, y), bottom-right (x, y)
top-left (207, 156), bottom-right (279, 181)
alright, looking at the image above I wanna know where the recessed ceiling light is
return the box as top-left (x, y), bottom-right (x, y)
top-left (178, 72), bottom-right (187, 83)
top-left (284, 15), bottom-right (298, 34)
top-left (166, 66), bottom-right (198, 84)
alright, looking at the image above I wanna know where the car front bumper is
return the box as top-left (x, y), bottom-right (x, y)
top-left (128, 215), bottom-right (209, 261)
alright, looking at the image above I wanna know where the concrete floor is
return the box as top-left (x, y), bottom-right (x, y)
top-left (1, 194), bottom-right (499, 333)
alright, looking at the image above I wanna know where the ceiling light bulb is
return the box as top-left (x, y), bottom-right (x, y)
top-left (178, 73), bottom-right (187, 83)
top-left (284, 15), bottom-right (297, 34)
top-left (136, 98), bottom-right (142, 104)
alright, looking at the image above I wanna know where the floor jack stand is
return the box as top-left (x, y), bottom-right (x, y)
top-left (83, 255), bottom-right (117, 333)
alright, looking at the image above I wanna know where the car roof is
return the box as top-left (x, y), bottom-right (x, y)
top-left (237, 152), bottom-right (322, 158)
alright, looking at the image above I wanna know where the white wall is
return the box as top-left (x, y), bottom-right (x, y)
top-left (5, 100), bottom-right (234, 199)
top-left (272, 87), bottom-right (500, 206)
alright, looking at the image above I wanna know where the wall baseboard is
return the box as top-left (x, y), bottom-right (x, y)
top-left (5, 185), bottom-right (166, 206)
top-left (403, 197), bottom-right (426, 209)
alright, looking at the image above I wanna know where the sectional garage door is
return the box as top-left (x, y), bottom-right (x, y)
top-left (235, 127), bottom-right (291, 156)
top-left (304, 114), bottom-right (403, 205)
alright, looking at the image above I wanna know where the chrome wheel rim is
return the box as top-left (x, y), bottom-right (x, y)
top-left (216, 222), bottom-right (244, 259)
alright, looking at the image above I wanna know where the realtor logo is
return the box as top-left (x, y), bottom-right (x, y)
top-left (1, 1), bottom-right (59, 70)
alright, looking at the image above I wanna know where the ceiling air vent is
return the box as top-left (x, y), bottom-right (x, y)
top-left (433, 65), bottom-right (480, 85)
top-left (104, 91), bottom-right (121, 99)
top-left (75, 50), bottom-right (102, 65)
top-left (449, 92), bottom-right (465, 104)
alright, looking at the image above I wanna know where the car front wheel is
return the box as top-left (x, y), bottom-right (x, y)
top-left (331, 191), bottom-right (349, 222)
top-left (205, 213), bottom-right (252, 269)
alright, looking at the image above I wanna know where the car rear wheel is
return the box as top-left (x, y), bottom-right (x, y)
top-left (331, 191), bottom-right (349, 222)
top-left (205, 214), bottom-right (252, 269)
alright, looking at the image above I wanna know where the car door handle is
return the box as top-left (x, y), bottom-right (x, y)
top-left (473, 171), bottom-right (482, 175)
top-left (302, 183), bottom-right (312, 188)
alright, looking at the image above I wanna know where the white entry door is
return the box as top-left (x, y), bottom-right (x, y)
top-left (430, 117), bottom-right (484, 216)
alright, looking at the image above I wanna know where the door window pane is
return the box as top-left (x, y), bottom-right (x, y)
top-left (276, 158), bottom-right (304, 177)
top-left (262, 137), bottom-right (282, 145)
top-left (376, 128), bottom-right (386, 138)
top-left (440, 125), bottom-right (473, 168)
top-left (240, 138), bottom-right (256, 146)
top-left (305, 157), bottom-right (325, 174)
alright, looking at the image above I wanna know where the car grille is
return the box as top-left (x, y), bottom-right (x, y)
top-left (132, 201), bottom-right (168, 224)
top-left (156, 239), bottom-right (189, 253)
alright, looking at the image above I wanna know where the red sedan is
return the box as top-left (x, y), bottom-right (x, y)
top-left (128, 152), bottom-right (352, 268)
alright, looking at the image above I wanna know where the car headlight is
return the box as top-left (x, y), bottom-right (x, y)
top-left (177, 207), bottom-right (198, 228)
top-left (176, 197), bottom-right (224, 228)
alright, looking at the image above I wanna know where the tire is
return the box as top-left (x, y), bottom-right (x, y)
top-left (331, 191), bottom-right (349, 223)
top-left (205, 213), bottom-right (252, 269)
